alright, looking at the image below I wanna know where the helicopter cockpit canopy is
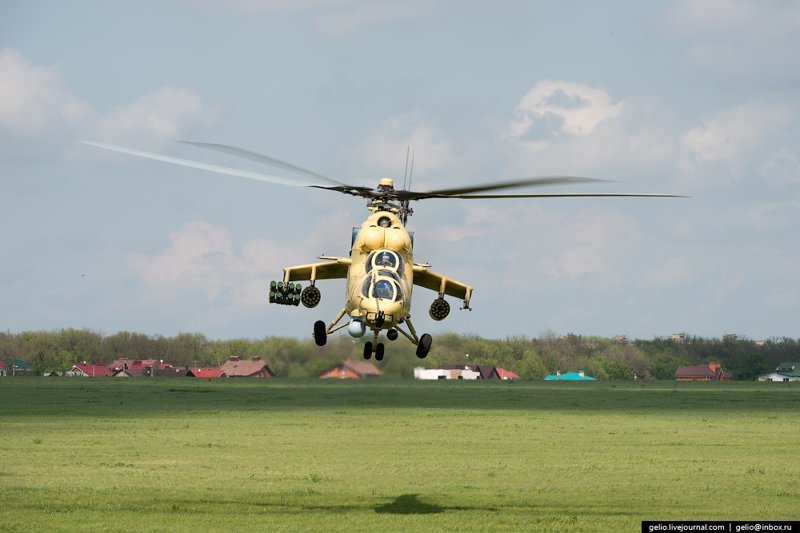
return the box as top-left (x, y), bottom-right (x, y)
top-left (366, 249), bottom-right (402, 273)
top-left (361, 250), bottom-right (404, 302)
top-left (361, 275), bottom-right (402, 301)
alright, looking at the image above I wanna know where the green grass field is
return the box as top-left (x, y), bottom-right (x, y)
top-left (1, 378), bottom-right (798, 531)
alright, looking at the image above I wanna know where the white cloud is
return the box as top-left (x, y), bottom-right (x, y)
top-left (535, 209), bottom-right (640, 285)
top-left (664, 0), bottom-right (800, 79)
top-left (680, 102), bottom-right (792, 166)
top-left (761, 148), bottom-right (800, 187)
top-left (425, 202), bottom-right (643, 289)
top-left (0, 48), bottom-right (216, 149)
top-left (344, 114), bottom-right (459, 185)
top-left (645, 256), bottom-right (691, 288)
top-left (509, 80), bottom-right (622, 140)
top-left (95, 86), bottom-right (218, 146)
top-left (0, 47), bottom-right (92, 136)
top-left (129, 214), bottom-right (351, 309)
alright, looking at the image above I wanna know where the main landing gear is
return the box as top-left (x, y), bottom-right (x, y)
top-left (416, 333), bottom-right (432, 358)
top-left (312, 311), bottom-right (432, 360)
top-left (313, 320), bottom-right (327, 347)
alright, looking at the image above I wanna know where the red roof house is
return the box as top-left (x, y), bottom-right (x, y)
top-left (69, 363), bottom-right (110, 378)
top-left (674, 362), bottom-right (732, 381)
top-left (496, 368), bottom-right (520, 380)
top-left (219, 356), bottom-right (275, 378)
top-left (194, 368), bottom-right (228, 379)
top-left (108, 358), bottom-right (134, 372)
top-left (319, 358), bottom-right (381, 379)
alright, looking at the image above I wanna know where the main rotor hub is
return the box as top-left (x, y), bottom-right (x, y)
top-left (378, 178), bottom-right (395, 190)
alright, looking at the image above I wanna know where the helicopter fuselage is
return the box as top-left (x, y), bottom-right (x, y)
top-left (344, 211), bottom-right (414, 332)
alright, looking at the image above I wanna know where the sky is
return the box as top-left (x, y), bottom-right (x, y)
top-left (2, 0), bottom-right (799, 341)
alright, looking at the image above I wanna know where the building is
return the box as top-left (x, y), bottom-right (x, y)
top-left (0, 360), bottom-right (5, 376)
top-left (1, 358), bottom-right (34, 376)
top-left (414, 367), bottom-right (481, 380)
top-left (67, 363), bottom-right (110, 378)
top-left (160, 367), bottom-right (196, 378)
top-left (194, 368), bottom-right (228, 379)
top-left (319, 358), bottom-right (381, 379)
top-left (219, 356), bottom-right (275, 378)
top-left (496, 368), bottom-right (520, 380)
top-left (757, 362), bottom-right (800, 382)
top-left (545, 370), bottom-right (596, 381)
top-left (109, 358), bottom-right (175, 376)
top-left (108, 358), bottom-right (134, 372)
top-left (674, 362), bottom-right (732, 381)
top-left (439, 365), bottom-right (500, 380)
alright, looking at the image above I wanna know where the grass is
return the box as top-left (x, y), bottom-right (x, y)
top-left (1, 378), bottom-right (799, 531)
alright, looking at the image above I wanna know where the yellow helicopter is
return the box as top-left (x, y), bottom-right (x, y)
top-left (82, 140), bottom-right (682, 360)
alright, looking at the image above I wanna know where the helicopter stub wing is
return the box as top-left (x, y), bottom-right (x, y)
top-left (412, 265), bottom-right (473, 308)
top-left (283, 258), bottom-right (351, 283)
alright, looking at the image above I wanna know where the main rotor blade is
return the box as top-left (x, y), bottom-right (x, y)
top-left (433, 192), bottom-right (688, 199)
top-left (81, 141), bottom-right (333, 188)
top-left (398, 176), bottom-right (607, 200)
top-left (177, 141), bottom-right (346, 187)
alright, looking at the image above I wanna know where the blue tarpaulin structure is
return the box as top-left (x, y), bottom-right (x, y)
top-left (544, 370), bottom-right (596, 381)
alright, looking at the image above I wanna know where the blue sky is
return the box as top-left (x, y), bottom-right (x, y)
top-left (2, 1), bottom-right (799, 341)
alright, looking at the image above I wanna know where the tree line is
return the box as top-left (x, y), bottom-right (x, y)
top-left (2, 329), bottom-right (797, 380)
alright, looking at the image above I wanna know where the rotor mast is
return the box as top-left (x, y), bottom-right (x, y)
top-left (367, 178), bottom-right (413, 225)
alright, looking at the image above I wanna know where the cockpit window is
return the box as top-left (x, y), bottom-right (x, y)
top-left (366, 249), bottom-right (402, 273)
top-left (360, 275), bottom-right (402, 301)
top-left (373, 280), bottom-right (395, 300)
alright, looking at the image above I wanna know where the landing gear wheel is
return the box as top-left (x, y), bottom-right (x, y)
top-left (363, 341), bottom-right (373, 359)
top-left (375, 343), bottom-right (385, 361)
top-left (313, 320), bottom-right (327, 347)
top-left (386, 329), bottom-right (398, 341)
top-left (416, 333), bottom-right (432, 358)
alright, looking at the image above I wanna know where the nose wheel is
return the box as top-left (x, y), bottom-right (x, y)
top-left (363, 341), bottom-right (385, 360)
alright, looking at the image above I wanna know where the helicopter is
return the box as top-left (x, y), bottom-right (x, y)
top-left (82, 140), bottom-right (682, 361)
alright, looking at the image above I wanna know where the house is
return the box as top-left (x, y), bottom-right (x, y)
top-left (109, 358), bottom-right (175, 376)
top-left (757, 362), bottom-right (800, 382)
top-left (219, 356), bottom-right (275, 378)
top-left (544, 370), bottom-right (596, 381)
top-left (1, 358), bottom-right (34, 376)
top-left (67, 363), bottom-right (110, 378)
top-left (439, 365), bottom-right (500, 379)
top-left (319, 358), bottom-right (381, 379)
top-left (108, 358), bottom-right (134, 372)
top-left (674, 362), bottom-right (732, 381)
top-left (0, 360), bottom-right (5, 376)
top-left (496, 368), bottom-right (520, 380)
top-left (414, 367), bottom-right (481, 380)
top-left (160, 367), bottom-right (196, 378)
top-left (194, 368), bottom-right (228, 379)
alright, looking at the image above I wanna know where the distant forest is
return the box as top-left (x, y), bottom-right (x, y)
top-left (2, 329), bottom-right (799, 380)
